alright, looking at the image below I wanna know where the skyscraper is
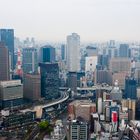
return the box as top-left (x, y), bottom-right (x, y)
top-left (39, 45), bottom-right (55, 63)
top-left (61, 44), bottom-right (65, 60)
top-left (67, 33), bottom-right (80, 72)
top-left (98, 54), bottom-right (109, 69)
top-left (0, 42), bottom-right (10, 81)
top-left (0, 29), bottom-right (14, 70)
top-left (119, 44), bottom-right (129, 58)
top-left (22, 47), bottom-right (38, 74)
top-left (39, 63), bottom-right (59, 100)
top-left (125, 76), bottom-right (137, 99)
top-left (67, 72), bottom-right (77, 93)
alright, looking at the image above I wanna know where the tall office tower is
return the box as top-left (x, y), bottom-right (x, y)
top-left (86, 46), bottom-right (98, 56)
top-left (0, 29), bottom-right (14, 70)
top-left (135, 69), bottom-right (140, 86)
top-left (67, 72), bottom-right (77, 93)
top-left (67, 33), bottom-right (80, 72)
top-left (0, 42), bottom-right (10, 81)
top-left (109, 58), bottom-right (131, 73)
top-left (125, 76), bottom-right (137, 99)
top-left (22, 47), bottom-right (38, 74)
top-left (0, 80), bottom-right (23, 109)
top-left (119, 44), bottom-right (129, 57)
top-left (39, 45), bottom-right (55, 63)
top-left (23, 73), bottom-right (41, 101)
top-left (61, 44), bottom-right (65, 60)
top-left (39, 63), bottom-right (59, 100)
top-left (69, 118), bottom-right (89, 140)
top-left (98, 54), bottom-right (109, 69)
top-left (108, 47), bottom-right (118, 58)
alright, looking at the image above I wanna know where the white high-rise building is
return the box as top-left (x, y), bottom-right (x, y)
top-left (67, 33), bottom-right (80, 72)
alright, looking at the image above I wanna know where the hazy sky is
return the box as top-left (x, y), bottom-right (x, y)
top-left (0, 0), bottom-right (140, 42)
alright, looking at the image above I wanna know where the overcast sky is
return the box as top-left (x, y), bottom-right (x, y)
top-left (0, 0), bottom-right (140, 42)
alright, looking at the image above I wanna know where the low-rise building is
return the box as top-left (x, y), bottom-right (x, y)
top-left (0, 80), bottom-right (23, 109)
top-left (68, 100), bottom-right (96, 121)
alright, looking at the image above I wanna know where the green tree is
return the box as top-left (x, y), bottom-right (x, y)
top-left (38, 121), bottom-right (49, 130)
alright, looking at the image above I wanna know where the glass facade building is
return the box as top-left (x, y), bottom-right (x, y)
top-left (22, 47), bottom-right (38, 74)
top-left (0, 29), bottom-right (14, 70)
top-left (125, 76), bottom-right (137, 99)
top-left (39, 63), bottom-right (59, 100)
top-left (39, 45), bottom-right (55, 63)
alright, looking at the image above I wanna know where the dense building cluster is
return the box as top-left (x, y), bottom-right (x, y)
top-left (0, 29), bottom-right (140, 139)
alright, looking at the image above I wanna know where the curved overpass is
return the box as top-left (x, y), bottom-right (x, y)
top-left (42, 92), bottom-right (69, 108)
top-left (32, 91), bottom-right (69, 118)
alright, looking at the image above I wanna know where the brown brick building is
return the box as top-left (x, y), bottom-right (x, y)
top-left (23, 73), bottom-right (41, 101)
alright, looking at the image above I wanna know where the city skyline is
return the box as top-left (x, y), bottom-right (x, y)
top-left (0, 0), bottom-right (140, 42)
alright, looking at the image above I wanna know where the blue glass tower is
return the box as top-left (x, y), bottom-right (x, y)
top-left (39, 45), bottom-right (55, 63)
top-left (0, 29), bottom-right (14, 70)
top-left (119, 44), bottom-right (129, 58)
top-left (125, 76), bottom-right (137, 99)
top-left (39, 63), bottom-right (60, 100)
top-left (61, 44), bottom-right (65, 60)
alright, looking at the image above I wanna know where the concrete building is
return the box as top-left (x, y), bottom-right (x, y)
top-left (69, 118), bottom-right (89, 140)
top-left (39, 63), bottom-right (60, 100)
top-left (0, 42), bottom-right (10, 81)
top-left (121, 99), bottom-right (136, 120)
top-left (68, 100), bottom-right (96, 121)
top-left (112, 71), bottom-right (129, 89)
top-left (0, 80), bottom-right (23, 109)
top-left (110, 80), bottom-right (122, 101)
top-left (109, 58), bottom-right (131, 73)
top-left (85, 56), bottom-right (97, 72)
top-left (39, 45), bottom-right (55, 63)
top-left (67, 33), bottom-right (80, 72)
top-left (22, 47), bottom-right (38, 74)
top-left (85, 56), bottom-right (97, 83)
top-left (23, 73), bottom-right (41, 101)
top-left (67, 72), bottom-right (77, 93)
top-left (95, 70), bottom-right (112, 85)
top-left (90, 113), bottom-right (101, 134)
top-left (2, 110), bottom-right (36, 128)
top-left (86, 46), bottom-right (98, 56)
top-left (0, 29), bottom-right (14, 70)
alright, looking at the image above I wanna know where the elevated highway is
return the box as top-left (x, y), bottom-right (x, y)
top-left (77, 85), bottom-right (112, 91)
top-left (32, 91), bottom-right (69, 118)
